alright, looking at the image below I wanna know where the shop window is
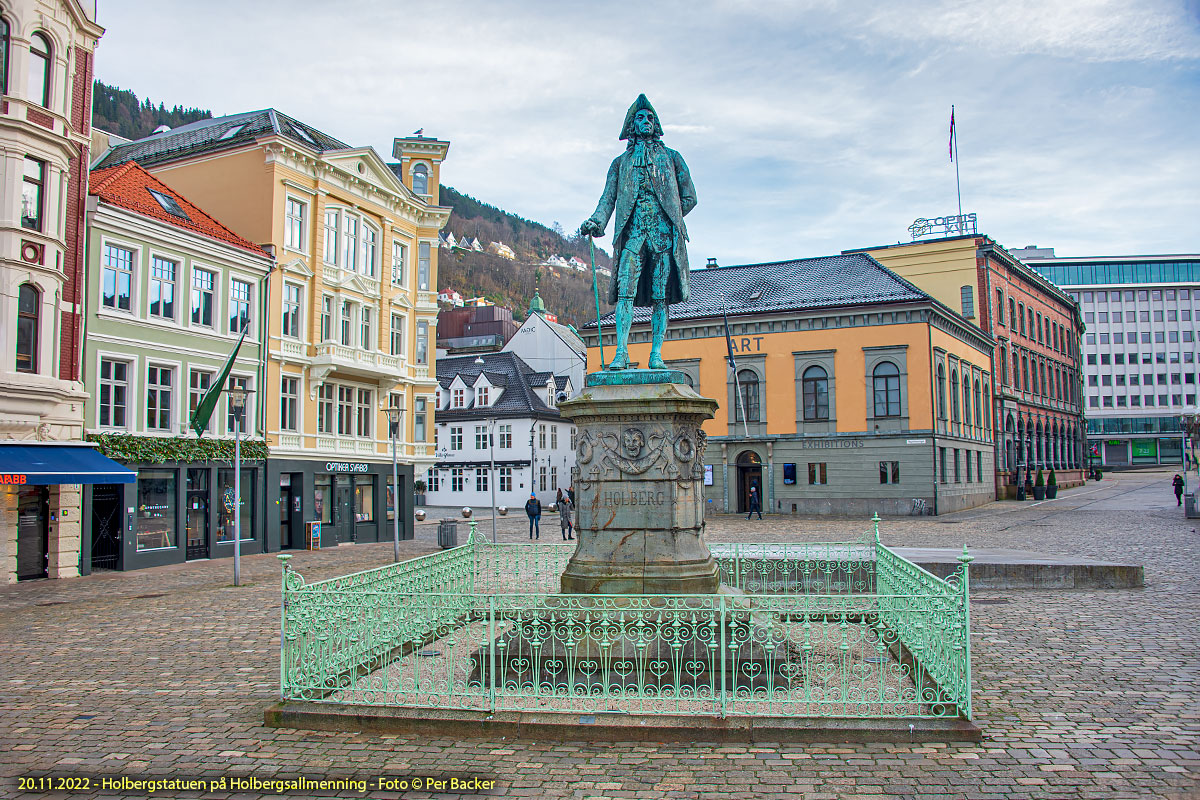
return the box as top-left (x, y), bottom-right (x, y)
top-left (136, 469), bottom-right (177, 550)
top-left (354, 477), bottom-right (374, 522)
top-left (216, 468), bottom-right (255, 542)
top-left (314, 475), bottom-right (332, 524)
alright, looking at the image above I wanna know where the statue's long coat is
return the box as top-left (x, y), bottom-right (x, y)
top-left (588, 144), bottom-right (697, 306)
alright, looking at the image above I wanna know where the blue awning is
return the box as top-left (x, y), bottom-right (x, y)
top-left (0, 444), bottom-right (136, 485)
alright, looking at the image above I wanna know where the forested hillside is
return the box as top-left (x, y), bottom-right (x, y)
top-left (438, 186), bottom-right (612, 327)
top-left (92, 80), bottom-right (212, 140)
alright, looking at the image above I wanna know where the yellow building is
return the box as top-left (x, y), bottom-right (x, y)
top-left (91, 112), bottom-right (449, 548)
top-left (846, 235), bottom-right (1086, 496)
top-left (584, 254), bottom-right (995, 515)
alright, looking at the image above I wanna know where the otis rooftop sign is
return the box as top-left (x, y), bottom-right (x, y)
top-left (909, 213), bottom-right (977, 240)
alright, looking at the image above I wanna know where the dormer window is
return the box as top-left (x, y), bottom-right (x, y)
top-left (452, 387), bottom-right (465, 408)
top-left (477, 386), bottom-right (489, 406)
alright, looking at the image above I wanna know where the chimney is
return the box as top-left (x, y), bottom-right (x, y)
top-left (706, 258), bottom-right (719, 269)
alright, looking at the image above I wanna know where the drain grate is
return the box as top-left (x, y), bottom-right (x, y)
top-left (972, 598), bottom-right (1010, 605)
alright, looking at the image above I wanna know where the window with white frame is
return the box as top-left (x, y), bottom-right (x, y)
top-left (412, 164), bottom-right (429, 195)
top-left (499, 424), bottom-right (512, 448)
top-left (341, 213), bottom-right (358, 271)
top-left (414, 397), bottom-right (427, 442)
top-left (149, 256), bottom-right (177, 320)
top-left (321, 295), bottom-right (332, 340)
top-left (570, 427), bottom-right (577, 451)
top-left (538, 424), bottom-right (547, 449)
top-left (191, 268), bottom-right (215, 327)
top-left (189, 369), bottom-right (212, 419)
top-left (146, 365), bottom-right (173, 430)
top-left (323, 208), bottom-right (338, 263)
top-left (99, 359), bottom-right (129, 428)
top-left (226, 376), bottom-right (250, 434)
top-left (390, 313), bottom-right (404, 356)
top-left (539, 465), bottom-right (547, 491)
top-left (317, 384), bottom-right (335, 434)
top-left (476, 468), bottom-right (488, 492)
top-left (452, 388), bottom-right (465, 408)
top-left (451, 468), bottom-right (464, 492)
top-left (550, 425), bottom-right (558, 449)
top-left (450, 426), bottom-right (463, 450)
top-left (281, 376), bottom-right (299, 431)
top-left (550, 465), bottom-right (557, 489)
top-left (391, 241), bottom-right (407, 286)
top-left (418, 243), bottom-right (431, 290)
top-left (475, 425), bottom-right (488, 449)
top-left (477, 386), bottom-right (489, 406)
top-left (427, 468), bottom-right (439, 492)
top-left (337, 386), bottom-right (354, 436)
top-left (499, 467), bottom-right (512, 492)
top-left (415, 320), bottom-right (429, 364)
top-left (102, 244), bottom-right (134, 311)
top-left (229, 279), bottom-right (252, 334)
top-left (356, 388), bottom-right (372, 437)
top-left (340, 300), bottom-right (354, 346)
top-left (360, 306), bottom-right (372, 350)
top-left (362, 225), bottom-right (377, 277)
top-left (282, 284), bottom-right (302, 338)
top-left (285, 197), bottom-right (307, 251)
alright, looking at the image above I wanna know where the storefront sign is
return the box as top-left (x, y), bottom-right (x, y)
top-left (0, 474), bottom-right (27, 484)
top-left (797, 439), bottom-right (865, 449)
top-left (325, 462), bottom-right (369, 473)
top-left (1132, 440), bottom-right (1157, 458)
top-left (908, 213), bottom-right (978, 240)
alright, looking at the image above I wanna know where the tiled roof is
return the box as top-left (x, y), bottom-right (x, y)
top-left (93, 109), bottom-right (349, 170)
top-left (89, 162), bottom-right (270, 257)
top-left (586, 253), bottom-right (930, 328)
top-left (435, 352), bottom-right (557, 420)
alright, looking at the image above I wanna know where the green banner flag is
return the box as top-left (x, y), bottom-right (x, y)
top-left (190, 327), bottom-right (249, 437)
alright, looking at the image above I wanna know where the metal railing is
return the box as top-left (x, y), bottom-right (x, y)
top-left (279, 516), bottom-right (971, 719)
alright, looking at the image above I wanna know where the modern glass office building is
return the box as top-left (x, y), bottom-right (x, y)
top-left (1017, 248), bottom-right (1200, 468)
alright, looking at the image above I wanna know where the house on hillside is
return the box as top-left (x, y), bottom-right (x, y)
top-left (488, 241), bottom-right (516, 260)
top-left (568, 256), bottom-right (587, 271)
top-left (439, 231), bottom-right (457, 250)
top-left (438, 288), bottom-right (465, 307)
top-left (544, 255), bottom-right (569, 269)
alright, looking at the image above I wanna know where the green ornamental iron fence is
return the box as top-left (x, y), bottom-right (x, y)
top-left (278, 515), bottom-right (972, 720)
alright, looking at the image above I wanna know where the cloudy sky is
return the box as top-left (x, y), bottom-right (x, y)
top-left (95, 0), bottom-right (1199, 264)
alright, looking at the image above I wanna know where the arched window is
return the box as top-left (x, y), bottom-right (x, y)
top-left (1012, 352), bottom-right (1019, 389)
top-left (16, 283), bottom-right (39, 373)
top-left (950, 369), bottom-right (960, 422)
top-left (736, 369), bottom-right (760, 422)
top-left (963, 375), bottom-right (972, 427)
top-left (872, 361), bottom-right (901, 417)
top-left (1040, 362), bottom-right (1047, 396)
top-left (29, 32), bottom-right (51, 108)
top-left (999, 346), bottom-right (1007, 385)
top-left (1022, 355), bottom-right (1029, 391)
top-left (974, 379), bottom-right (982, 428)
top-left (802, 365), bottom-right (829, 421)
top-left (936, 364), bottom-right (947, 419)
top-left (0, 18), bottom-right (10, 94)
top-left (983, 386), bottom-right (991, 433)
top-left (412, 163), bottom-right (429, 195)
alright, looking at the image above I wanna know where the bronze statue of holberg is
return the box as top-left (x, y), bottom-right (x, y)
top-left (581, 94), bottom-right (697, 371)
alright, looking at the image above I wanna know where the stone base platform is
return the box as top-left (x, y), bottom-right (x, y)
top-left (895, 547), bottom-right (1144, 589)
top-left (265, 701), bottom-right (983, 743)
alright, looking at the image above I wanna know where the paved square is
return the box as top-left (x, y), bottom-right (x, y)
top-left (2, 470), bottom-right (1197, 799)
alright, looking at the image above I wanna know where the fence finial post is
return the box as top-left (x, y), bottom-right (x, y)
top-left (871, 512), bottom-right (881, 544)
top-left (469, 519), bottom-right (478, 543)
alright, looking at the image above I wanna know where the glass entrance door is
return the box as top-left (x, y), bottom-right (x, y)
top-left (17, 487), bottom-right (48, 579)
top-left (186, 468), bottom-right (210, 560)
top-left (90, 484), bottom-right (122, 571)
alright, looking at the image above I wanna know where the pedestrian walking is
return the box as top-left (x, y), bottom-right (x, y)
top-left (1173, 473), bottom-right (1185, 506)
top-left (747, 485), bottom-right (762, 520)
top-left (557, 488), bottom-right (574, 540)
top-left (525, 493), bottom-right (542, 539)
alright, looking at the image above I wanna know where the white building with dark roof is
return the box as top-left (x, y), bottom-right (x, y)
top-left (502, 290), bottom-right (586, 399)
top-left (427, 351), bottom-right (575, 512)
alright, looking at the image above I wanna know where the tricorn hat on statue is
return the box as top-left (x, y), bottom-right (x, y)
top-left (619, 94), bottom-right (664, 140)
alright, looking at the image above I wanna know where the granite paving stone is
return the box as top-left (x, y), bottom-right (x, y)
top-left (1, 469), bottom-right (1197, 798)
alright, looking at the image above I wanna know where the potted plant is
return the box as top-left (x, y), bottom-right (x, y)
top-left (1046, 469), bottom-right (1058, 499)
top-left (413, 479), bottom-right (427, 507)
top-left (1032, 469), bottom-right (1046, 501)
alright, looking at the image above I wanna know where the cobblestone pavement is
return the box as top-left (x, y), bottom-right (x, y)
top-left (2, 469), bottom-right (1198, 799)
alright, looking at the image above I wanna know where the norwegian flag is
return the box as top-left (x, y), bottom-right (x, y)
top-left (949, 107), bottom-right (956, 161)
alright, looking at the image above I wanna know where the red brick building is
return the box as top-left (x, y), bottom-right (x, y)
top-left (850, 235), bottom-right (1086, 497)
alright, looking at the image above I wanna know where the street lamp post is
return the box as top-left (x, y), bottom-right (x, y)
top-left (488, 418), bottom-right (497, 543)
top-left (385, 405), bottom-right (403, 562)
top-left (226, 385), bottom-right (251, 587)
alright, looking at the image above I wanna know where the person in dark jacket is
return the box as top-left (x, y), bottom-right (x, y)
top-left (525, 494), bottom-right (542, 539)
top-left (747, 485), bottom-right (762, 520)
top-left (1173, 474), bottom-right (1185, 506)
top-left (557, 488), bottom-right (574, 540)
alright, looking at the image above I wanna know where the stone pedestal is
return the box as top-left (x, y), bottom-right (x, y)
top-left (558, 376), bottom-right (719, 595)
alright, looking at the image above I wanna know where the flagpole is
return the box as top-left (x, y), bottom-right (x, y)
top-left (952, 104), bottom-right (962, 222)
